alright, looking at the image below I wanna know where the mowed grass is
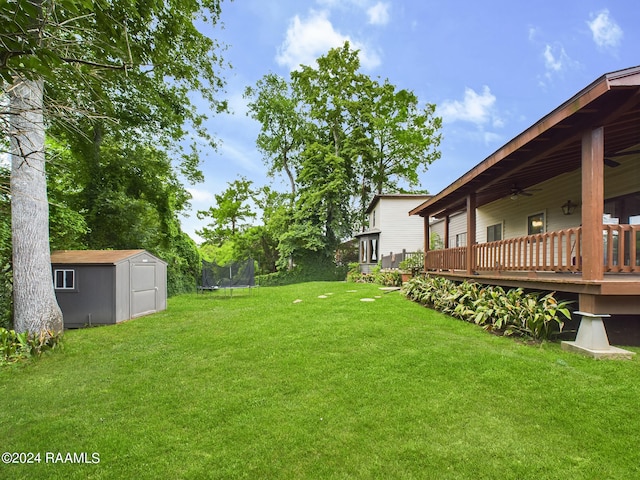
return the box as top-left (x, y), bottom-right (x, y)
top-left (2, 281), bottom-right (640, 479)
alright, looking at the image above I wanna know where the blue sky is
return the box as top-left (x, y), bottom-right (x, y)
top-left (183, 0), bottom-right (640, 242)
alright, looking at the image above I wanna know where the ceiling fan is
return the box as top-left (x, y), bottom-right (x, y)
top-left (510, 184), bottom-right (541, 199)
top-left (604, 147), bottom-right (640, 167)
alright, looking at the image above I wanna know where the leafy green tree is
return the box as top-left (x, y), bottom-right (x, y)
top-left (198, 184), bottom-right (285, 274)
top-left (235, 187), bottom-right (287, 273)
top-left (1, 0), bottom-right (228, 333)
top-left (244, 74), bottom-right (307, 199)
top-left (285, 43), bottom-right (364, 265)
top-left (353, 78), bottom-right (441, 229)
top-left (247, 42), bottom-right (442, 272)
top-left (46, 139), bottom-right (89, 250)
top-left (360, 79), bottom-right (442, 195)
top-left (47, 135), bottom-right (201, 295)
top-left (197, 177), bottom-right (256, 246)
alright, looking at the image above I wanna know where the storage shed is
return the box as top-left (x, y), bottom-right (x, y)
top-left (50, 250), bottom-right (167, 329)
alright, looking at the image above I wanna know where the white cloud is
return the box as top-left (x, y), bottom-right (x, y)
top-left (587, 9), bottom-right (623, 49)
top-left (315, 0), bottom-right (342, 7)
top-left (439, 86), bottom-right (498, 126)
top-left (367, 2), bottom-right (390, 26)
top-left (439, 86), bottom-right (504, 146)
top-left (539, 43), bottom-right (579, 85)
top-left (226, 90), bottom-right (250, 117)
top-left (543, 44), bottom-right (564, 72)
top-left (187, 187), bottom-right (215, 204)
top-left (276, 10), bottom-right (381, 71)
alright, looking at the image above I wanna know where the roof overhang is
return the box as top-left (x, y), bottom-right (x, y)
top-left (410, 65), bottom-right (640, 218)
top-left (354, 228), bottom-right (381, 237)
top-left (366, 193), bottom-right (432, 214)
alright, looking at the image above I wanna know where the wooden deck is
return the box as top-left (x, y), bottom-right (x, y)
top-left (426, 269), bottom-right (640, 295)
top-left (424, 225), bottom-right (640, 314)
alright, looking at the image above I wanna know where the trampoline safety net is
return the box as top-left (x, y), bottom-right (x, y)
top-left (200, 258), bottom-right (255, 292)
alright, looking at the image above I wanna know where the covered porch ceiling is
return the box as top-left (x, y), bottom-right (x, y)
top-left (410, 66), bottom-right (640, 219)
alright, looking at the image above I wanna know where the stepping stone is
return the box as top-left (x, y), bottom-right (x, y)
top-left (360, 298), bottom-right (375, 302)
top-left (318, 295), bottom-right (328, 299)
top-left (293, 299), bottom-right (303, 304)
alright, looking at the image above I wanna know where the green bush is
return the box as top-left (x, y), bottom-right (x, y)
top-left (257, 263), bottom-right (348, 286)
top-left (0, 328), bottom-right (63, 365)
top-left (398, 252), bottom-right (424, 272)
top-left (0, 262), bottom-right (11, 330)
top-left (346, 263), bottom-right (402, 287)
top-left (402, 276), bottom-right (572, 341)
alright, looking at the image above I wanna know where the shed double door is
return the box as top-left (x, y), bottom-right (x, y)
top-left (131, 263), bottom-right (158, 317)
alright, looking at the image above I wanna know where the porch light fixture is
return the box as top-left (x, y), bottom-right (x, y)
top-left (561, 200), bottom-right (577, 215)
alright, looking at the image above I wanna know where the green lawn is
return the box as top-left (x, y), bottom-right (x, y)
top-left (2, 281), bottom-right (640, 479)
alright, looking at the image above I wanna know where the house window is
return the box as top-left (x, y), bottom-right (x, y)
top-left (487, 223), bottom-right (502, 242)
top-left (54, 269), bottom-right (75, 290)
top-left (371, 209), bottom-right (376, 228)
top-left (361, 240), bottom-right (367, 263)
top-left (605, 191), bottom-right (640, 223)
top-left (370, 238), bottom-right (378, 262)
top-left (455, 233), bottom-right (467, 247)
top-left (527, 213), bottom-right (545, 235)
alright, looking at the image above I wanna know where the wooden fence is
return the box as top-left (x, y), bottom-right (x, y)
top-left (380, 250), bottom-right (423, 270)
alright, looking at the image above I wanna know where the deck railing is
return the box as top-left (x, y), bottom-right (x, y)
top-left (475, 227), bottom-right (582, 272)
top-left (425, 225), bottom-right (640, 274)
top-left (603, 224), bottom-right (640, 272)
top-left (425, 246), bottom-right (466, 271)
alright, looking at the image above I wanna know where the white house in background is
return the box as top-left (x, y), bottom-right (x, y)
top-left (354, 194), bottom-right (431, 273)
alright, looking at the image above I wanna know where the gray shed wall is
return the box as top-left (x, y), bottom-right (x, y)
top-left (54, 265), bottom-right (116, 328)
top-left (114, 261), bottom-right (130, 323)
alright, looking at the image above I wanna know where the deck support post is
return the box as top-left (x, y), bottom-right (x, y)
top-left (443, 215), bottom-right (450, 251)
top-left (581, 128), bottom-right (604, 281)
top-left (466, 193), bottom-right (476, 275)
top-left (423, 215), bottom-right (429, 272)
top-left (562, 311), bottom-right (635, 359)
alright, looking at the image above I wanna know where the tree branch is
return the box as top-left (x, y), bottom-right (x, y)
top-left (1, 51), bottom-right (130, 71)
top-left (59, 56), bottom-right (129, 70)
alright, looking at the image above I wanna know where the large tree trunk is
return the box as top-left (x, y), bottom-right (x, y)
top-left (10, 78), bottom-right (63, 334)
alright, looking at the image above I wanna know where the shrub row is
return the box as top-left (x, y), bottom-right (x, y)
top-left (346, 263), bottom-right (402, 287)
top-left (0, 328), bottom-right (63, 366)
top-left (257, 263), bottom-right (349, 286)
top-left (402, 275), bottom-right (572, 340)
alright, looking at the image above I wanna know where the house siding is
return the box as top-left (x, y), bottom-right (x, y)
top-left (604, 157), bottom-right (640, 200)
top-left (377, 198), bottom-right (428, 256)
top-left (430, 211), bottom-right (467, 248)
top-left (476, 159), bottom-right (639, 242)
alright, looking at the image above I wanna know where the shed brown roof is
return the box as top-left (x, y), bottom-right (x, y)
top-left (50, 250), bottom-right (146, 265)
